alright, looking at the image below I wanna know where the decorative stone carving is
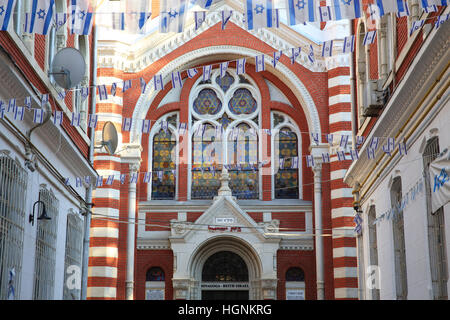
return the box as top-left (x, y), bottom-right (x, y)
top-left (173, 279), bottom-right (191, 300)
top-left (260, 279), bottom-right (277, 300)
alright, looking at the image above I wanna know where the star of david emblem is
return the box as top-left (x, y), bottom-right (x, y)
top-left (341, 0), bottom-right (352, 5)
top-left (78, 10), bottom-right (85, 20)
top-left (254, 4), bottom-right (264, 14)
top-left (168, 8), bottom-right (178, 18)
top-left (296, 0), bottom-right (306, 10)
top-left (37, 9), bottom-right (46, 19)
top-left (0, 6), bottom-right (4, 16)
top-left (197, 18), bottom-right (203, 24)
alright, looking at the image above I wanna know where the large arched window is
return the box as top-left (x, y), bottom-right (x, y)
top-left (356, 22), bottom-right (368, 126)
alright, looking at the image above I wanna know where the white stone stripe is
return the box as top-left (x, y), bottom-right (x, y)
top-left (95, 113), bottom-right (123, 123)
top-left (92, 207), bottom-right (119, 218)
top-left (335, 288), bottom-right (358, 299)
top-left (89, 247), bottom-right (118, 258)
top-left (333, 247), bottom-right (357, 258)
top-left (93, 188), bottom-right (121, 199)
top-left (330, 169), bottom-right (348, 181)
top-left (90, 227), bottom-right (119, 238)
top-left (96, 95), bottom-right (123, 106)
top-left (328, 76), bottom-right (351, 88)
top-left (87, 287), bottom-right (117, 298)
top-left (331, 188), bottom-right (353, 199)
top-left (329, 112), bottom-right (352, 124)
top-left (88, 266), bottom-right (118, 278)
top-left (334, 267), bottom-right (358, 279)
top-left (329, 94), bottom-right (351, 106)
top-left (331, 208), bottom-right (356, 219)
top-left (93, 155), bottom-right (122, 163)
top-left (97, 77), bottom-right (124, 86)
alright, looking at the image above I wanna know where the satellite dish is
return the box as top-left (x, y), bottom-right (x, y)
top-left (100, 122), bottom-right (118, 155)
top-left (50, 48), bottom-right (86, 89)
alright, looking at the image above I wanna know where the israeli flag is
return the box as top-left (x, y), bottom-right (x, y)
top-left (71, 112), bottom-right (81, 126)
top-left (409, 19), bottom-right (424, 36)
top-left (398, 140), bottom-right (407, 155)
top-left (220, 62), bottom-right (229, 77)
top-left (142, 119), bottom-right (151, 134)
top-left (367, 147), bottom-right (376, 160)
top-left (160, 0), bottom-right (187, 33)
top-left (191, 0), bottom-right (216, 8)
top-left (382, 144), bottom-right (392, 156)
top-left (123, 79), bottom-right (132, 92)
top-left (71, 0), bottom-right (94, 35)
top-left (203, 65), bottom-right (212, 81)
top-left (350, 149), bottom-right (359, 160)
top-left (120, 174), bottom-right (127, 184)
top-left (124, 1), bottom-right (152, 34)
top-left (263, 128), bottom-right (271, 135)
top-left (311, 132), bottom-right (319, 145)
top-left (221, 9), bottom-right (233, 29)
top-left (154, 74), bottom-right (164, 91)
top-left (64, 178), bottom-right (71, 186)
top-left (26, 0), bottom-right (55, 35)
top-left (55, 13), bottom-right (67, 30)
top-left (356, 135), bottom-right (365, 146)
top-left (195, 124), bottom-right (205, 137)
top-left (53, 110), bottom-right (63, 125)
top-left (24, 96), bottom-right (32, 109)
top-left (106, 175), bottom-right (114, 186)
top-left (112, 12), bottom-right (125, 30)
top-left (143, 172), bottom-right (152, 183)
top-left (88, 114), bottom-right (98, 128)
top-left (0, 103), bottom-right (4, 119)
top-left (75, 177), bottom-right (82, 188)
top-left (291, 47), bottom-right (301, 65)
top-left (237, 58), bottom-right (246, 75)
top-left (340, 134), bottom-right (349, 149)
top-left (322, 40), bottom-right (333, 57)
top-left (291, 156), bottom-right (299, 169)
top-left (140, 77), bottom-right (147, 93)
top-left (386, 137), bottom-right (395, 151)
top-left (98, 84), bottom-right (108, 101)
top-left (111, 83), bottom-right (117, 96)
top-left (423, 5), bottom-right (438, 12)
top-left (285, 0), bottom-right (315, 25)
top-left (215, 125), bottom-right (223, 138)
top-left (343, 35), bottom-right (355, 53)
top-left (326, 133), bottom-right (334, 145)
top-left (245, 0), bottom-right (279, 30)
top-left (308, 44), bottom-right (315, 63)
top-left (375, 0), bottom-right (406, 16)
top-left (81, 87), bottom-right (89, 100)
top-left (420, 0), bottom-right (447, 8)
top-left (273, 50), bottom-right (282, 67)
top-left (33, 109), bottom-right (44, 123)
top-left (14, 106), bottom-right (24, 121)
top-left (122, 118), bottom-right (132, 131)
top-left (187, 68), bottom-right (198, 79)
top-left (363, 30), bottom-right (377, 45)
top-left (96, 176), bottom-right (103, 188)
top-left (194, 11), bottom-right (206, 30)
top-left (161, 120), bottom-right (169, 133)
top-left (178, 122), bottom-right (187, 135)
top-left (322, 152), bottom-right (330, 163)
top-left (332, 0), bottom-right (362, 21)
top-left (435, 14), bottom-right (449, 29)
top-left (7, 98), bottom-right (16, 112)
top-left (40, 93), bottom-right (49, 106)
top-left (396, 1), bottom-right (410, 17)
top-left (337, 150), bottom-right (346, 161)
top-left (306, 155), bottom-right (314, 168)
top-left (58, 91), bottom-right (66, 100)
top-left (84, 175), bottom-right (91, 185)
top-left (171, 71), bottom-right (183, 89)
top-left (279, 158), bottom-right (285, 169)
top-left (255, 54), bottom-right (265, 72)
top-left (369, 136), bottom-right (379, 150)
top-left (319, 6), bottom-right (332, 22)
top-left (0, 0), bottom-right (16, 31)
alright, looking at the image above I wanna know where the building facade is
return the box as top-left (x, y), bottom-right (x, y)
top-left (0, 0), bottom-right (96, 300)
top-left (88, 0), bottom-right (359, 300)
top-left (344, 3), bottom-right (449, 299)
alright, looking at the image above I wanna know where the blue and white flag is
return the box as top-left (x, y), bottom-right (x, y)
top-left (178, 122), bottom-right (187, 135)
top-left (160, 0), bottom-right (187, 33)
top-left (221, 9), bottom-right (232, 29)
top-left (71, 0), bottom-right (94, 35)
top-left (123, 79), bottom-right (132, 93)
top-left (220, 62), bottom-right (229, 78)
top-left (124, 1), bottom-right (152, 34)
top-left (143, 171), bottom-right (152, 183)
top-left (96, 176), bottom-right (103, 187)
top-left (33, 108), bottom-right (44, 123)
top-left (273, 50), bottom-right (282, 67)
top-left (255, 54), bottom-right (265, 72)
top-left (14, 106), bottom-right (24, 121)
top-left (98, 84), bottom-right (108, 101)
top-left (337, 150), bottom-right (346, 161)
top-left (319, 5), bottom-right (332, 22)
top-left (105, 175), bottom-right (114, 186)
top-left (58, 90), bottom-right (66, 100)
top-left (142, 119), bottom-right (151, 134)
top-left (111, 83), bottom-right (117, 96)
top-left (112, 12), bottom-right (125, 30)
top-left (122, 117), bottom-right (132, 131)
top-left (0, 103), bottom-right (4, 119)
top-left (435, 14), bottom-right (449, 28)
top-left (187, 68), bottom-right (198, 79)
top-left (291, 156), bottom-right (299, 169)
top-left (192, 0), bottom-right (217, 9)
top-left (120, 173), bottom-right (127, 184)
top-left (308, 44), bottom-right (315, 63)
top-left (71, 112), bottom-right (81, 126)
top-left (84, 175), bottom-right (91, 185)
top-left (194, 124), bottom-right (204, 137)
top-left (81, 87), bottom-right (89, 100)
top-left (171, 71), bottom-right (183, 88)
top-left (88, 113), bottom-right (98, 128)
top-left (343, 35), bottom-right (355, 53)
top-left (157, 171), bottom-right (163, 180)
top-left (340, 134), bottom-right (349, 149)
top-left (369, 136), bottom-right (379, 150)
top-left (26, 0), bottom-right (55, 35)
top-left (263, 128), bottom-right (271, 135)
top-left (53, 110), bottom-right (63, 125)
top-left (245, 0), bottom-right (279, 30)
top-left (161, 120), bottom-right (168, 133)
top-left (396, 0), bottom-right (410, 17)
top-left (237, 58), bottom-right (246, 75)
top-left (326, 134), bottom-right (333, 145)
top-left (322, 152), bottom-right (330, 163)
top-left (322, 40), bottom-right (333, 57)
top-left (398, 140), bottom-right (407, 155)
top-left (194, 11), bottom-right (206, 30)
top-left (356, 135), bottom-right (365, 146)
top-left (291, 47), bottom-right (301, 64)
top-left (40, 93), bottom-right (49, 107)
top-left (279, 158), bottom-right (285, 169)
top-left (55, 13), bottom-right (67, 30)
top-left (332, 0), bottom-right (362, 20)
top-left (363, 30), bottom-right (377, 45)
top-left (382, 144), bottom-right (392, 156)
top-left (367, 147), bottom-right (376, 160)
top-left (423, 5), bottom-right (438, 12)
top-left (0, 0), bottom-right (16, 31)
top-left (285, 0), bottom-right (315, 25)
top-left (350, 149), bottom-right (359, 160)
top-left (410, 19), bottom-right (424, 36)
top-left (386, 137), bottom-right (395, 152)
top-left (7, 98), bottom-right (15, 113)
top-left (311, 132), bottom-right (319, 145)
top-left (306, 154), bottom-right (314, 167)
top-left (75, 177), bottom-right (82, 188)
top-left (140, 77), bottom-right (147, 93)
top-left (203, 65), bottom-right (212, 81)
top-left (24, 96), bottom-right (32, 109)
top-left (375, 0), bottom-right (406, 16)
top-left (420, 0), bottom-right (447, 9)
top-left (154, 74), bottom-right (164, 90)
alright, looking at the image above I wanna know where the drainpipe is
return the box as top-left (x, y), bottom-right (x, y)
top-left (349, 21), bottom-right (357, 150)
top-left (81, 25), bottom-right (98, 300)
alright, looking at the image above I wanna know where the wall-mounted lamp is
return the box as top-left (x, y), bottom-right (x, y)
top-left (29, 201), bottom-right (51, 226)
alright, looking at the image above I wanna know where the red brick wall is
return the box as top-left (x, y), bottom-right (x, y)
top-left (145, 212), bottom-right (178, 231)
top-left (272, 212), bottom-right (305, 232)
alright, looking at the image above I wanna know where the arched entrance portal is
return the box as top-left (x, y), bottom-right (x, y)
top-left (201, 251), bottom-right (249, 300)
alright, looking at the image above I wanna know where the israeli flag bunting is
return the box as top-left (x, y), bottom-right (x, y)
top-left (263, 128), bottom-right (271, 135)
top-left (311, 132), bottom-right (319, 145)
top-left (367, 147), bottom-right (376, 160)
top-left (124, 1), bottom-right (152, 34)
top-left (160, 0), bottom-right (187, 33)
top-left (71, 0), bottom-right (94, 35)
top-left (178, 122), bottom-right (187, 135)
top-left (96, 176), bottom-right (103, 187)
top-left (369, 136), bottom-right (379, 150)
top-left (285, 0), bottom-right (315, 25)
top-left (24, 96), bottom-right (31, 109)
top-left (435, 14), bottom-right (449, 29)
top-left (143, 172), bottom-right (152, 183)
top-left (142, 119), bottom-right (151, 134)
top-left (423, 5), bottom-right (438, 12)
top-left (203, 65), bottom-right (212, 81)
top-left (337, 150), bottom-right (346, 161)
top-left (26, 0), bottom-right (55, 35)
top-left (33, 109), bottom-right (44, 124)
top-left (40, 93), bottom-right (49, 106)
top-left (332, 0), bottom-right (362, 21)
top-left (399, 140), bottom-right (408, 155)
top-left (75, 177), bottom-right (82, 188)
top-left (187, 68), bottom-right (198, 79)
top-left (195, 123), bottom-right (205, 136)
top-left (0, 104), bottom-right (4, 119)
top-left (221, 9), bottom-right (233, 29)
top-left (322, 40), bottom-right (333, 57)
top-left (64, 178), bottom-right (71, 186)
top-left (387, 137), bottom-right (395, 152)
top-left (112, 12), bottom-right (125, 30)
top-left (53, 110), bottom-right (63, 125)
top-left (88, 114), bottom-right (98, 128)
top-left (14, 106), bottom-right (24, 121)
top-left (375, 0), bottom-right (404, 16)
top-left (106, 175), bottom-right (114, 186)
top-left (81, 87), bottom-right (89, 100)
top-left (154, 74), bottom-right (164, 91)
top-left (350, 149), bottom-right (359, 160)
top-left (120, 173), bottom-right (127, 184)
top-left (161, 120), bottom-right (168, 133)
top-left (58, 91), bottom-right (66, 100)
top-left (111, 83), bottom-right (117, 96)
top-left (122, 118), bottom-right (132, 131)
top-left (255, 54), bottom-right (265, 72)
top-left (55, 13), bottom-right (67, 30)
top-left (343, 35), bottom-right (355, 53)
top-left (140, 77), bottom-right (147, 93)
top-left (363, 30), bottom-right (377, 45)
top-left (279, 158), bottom-right (285, 169)
top-left (98, 84), bottom-right (108, 101)
top-left (220, 62), bottom-right (229, 78)
top-left (71, 112), bottom-right (81, 127)
top-left (410, 19), bottom-right (424, 36)
top-left (83, 175), bottom-right (91, 185)
top-left (308, 45), bottom-right (315, 63)
top-left (194, 11), bottom-right (206, 30)
top-left (291, 47), bottom-right (301, 64)
top-left (0, 0), bottom-right (16, 31)
top-left (245, 0), bottom-right (279, 30)
top-left (291, 156), bottom-right (299, 169)
top-left (306, 155), bottom-right (314, 168)
top-left (396, 1), bottom-right (410, 17)
top-left (421, 0), bottom-right (447, 8)
top-left (171, 71), bottom-right (183, 89)
top-left (319, 6), bottom-right (332, 22)
top-left (326, 133), bottom-right (333, 145)
top-left (340, 134), bottom-right (349, 149)
top-left (7, 98), bottom-right (15, 112)
top-left (273, 50), bottom-right (282, 67)
top-left (356, 135), bottom-right (365, 146)
top-left (123, 79), bottom-right (132, 92)
top-left (382, 144), bottom-right (392, 156)
top-left (237, 58), bottom-right (246, 75)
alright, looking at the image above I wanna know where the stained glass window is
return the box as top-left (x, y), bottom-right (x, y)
top-left (202, 251), bottom-right (249, 282)
top-left (228, 88), bottom-right (257, 115)
top-left (275, 128), bottom-right (299, 199)
top-left (286, 267), bottom-right (305, 282)
top-left (152, 129), bottom-right (176, 200)
top-left (193, 89), bottom-right (222, 115)
top-left (192, 123), bottom-right (222, 199)
top-left (215, 72), bottom-right (235, 93)
top-left (146, 267), bottom-right (165, 281)
top-left (227, 123), bottom-right (258, 199)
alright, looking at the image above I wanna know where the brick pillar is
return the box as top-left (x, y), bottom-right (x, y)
top-left (327, 61), bottom-right (358, 300)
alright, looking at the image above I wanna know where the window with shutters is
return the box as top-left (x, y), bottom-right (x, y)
top-left (0, 151), bottom-right (28, 300)
top-left (63, 212), bottom-right (83, 300)
top-left (423, 137), bottom-right (448, 300)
